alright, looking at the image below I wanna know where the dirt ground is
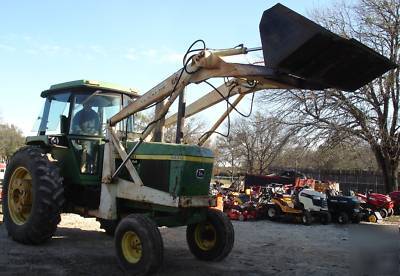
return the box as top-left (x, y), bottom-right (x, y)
top-left (0, 213), bottom-right (398, 276)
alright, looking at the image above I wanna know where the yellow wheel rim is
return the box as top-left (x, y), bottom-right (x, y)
top-left (8, 167), bottom-right (33, 225)
top-left (194, 222), bottom-right (217, 251)
top-left (368, 215), bottom-right (377, 223)
top-left (121, 231), bottom-right (142, 264)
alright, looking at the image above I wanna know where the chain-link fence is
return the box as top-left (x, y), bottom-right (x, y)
top-left (269, 167), bottom-right (387, 194)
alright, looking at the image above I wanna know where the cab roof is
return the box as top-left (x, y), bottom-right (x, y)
top-left (41, 79), bottom-right (140, 98)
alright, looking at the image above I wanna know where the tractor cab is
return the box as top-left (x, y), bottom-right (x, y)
top-left (27, 80), bottom-right (139, 207)
top-left (34, 79), bottom-right (139, 137)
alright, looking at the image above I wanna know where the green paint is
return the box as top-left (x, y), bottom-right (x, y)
top-left (124, 141), bottom-right (214, 197)
top-left (26, 135), bottom-right (49, 145)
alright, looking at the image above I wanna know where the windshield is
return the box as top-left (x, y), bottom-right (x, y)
top-left (33, 90), bottom-right (137, 136)
top-left (70, 93), bottom-right (121, 136)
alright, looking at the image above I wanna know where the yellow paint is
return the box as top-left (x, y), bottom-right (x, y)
top-left (121, 230), bottom-right (142, 264)
top-left (194, 222), bottom-right (217, 251)
top-left (131, 154), bottom-right (214, 163)
top-left (8, 167), bottom-right (33, 225)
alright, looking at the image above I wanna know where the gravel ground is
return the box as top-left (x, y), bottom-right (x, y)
top-left (0, 213), bottom-right (398, 275)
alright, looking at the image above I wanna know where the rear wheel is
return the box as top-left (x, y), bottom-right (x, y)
top-left (2, 147), bottom-right (64, 244)
top-left (337, 212), bottom-right (349, 224)
top-left (387, 208), bottom-right (394, 217)
top-left (186, 209), bottom-right (234, 261)
top-left (115, 214), bottom-right (163, 275)
top-left (379, 208), bottom-right (388, 218)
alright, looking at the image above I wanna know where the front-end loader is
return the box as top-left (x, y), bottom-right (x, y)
top-left (1, 4), bottom-right (396, 275)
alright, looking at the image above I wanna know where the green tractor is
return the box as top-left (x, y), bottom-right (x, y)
top-left (2, 80), bottom-right (234, 274)
top-left (2, 4), bottom-right (396, 275)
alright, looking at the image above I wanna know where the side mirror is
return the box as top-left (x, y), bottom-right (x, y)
top-left (60, 115), bottom-right (69, 134)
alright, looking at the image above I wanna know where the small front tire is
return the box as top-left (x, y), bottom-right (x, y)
top-left (115, 215), bottom-right (163, 275)
top-left (186, 209), bottom-right (234, 261)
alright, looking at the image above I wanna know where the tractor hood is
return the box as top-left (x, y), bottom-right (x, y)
top-left (259, 4), bottom-right (397, 91)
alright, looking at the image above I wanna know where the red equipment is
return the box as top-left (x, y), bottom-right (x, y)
top-left (389, 191), bottom-right (400, 214)
top-left (226, 206), bottom-right (258, 221)
top-left (356, 192), bottom-right (394, 218)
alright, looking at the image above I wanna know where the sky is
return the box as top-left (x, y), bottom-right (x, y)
top-left (0, 0), bottom-right (333, 135)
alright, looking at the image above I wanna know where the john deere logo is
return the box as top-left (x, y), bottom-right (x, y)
top-left (196, 169), bottom-right (205, 178)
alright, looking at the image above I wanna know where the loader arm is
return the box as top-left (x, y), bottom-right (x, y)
top-left (164, 78), bottom-right (274, 128)
top-left (98, 3), bottom-right (396, 220)
top-left (109, 50), bottom-right (323, 127)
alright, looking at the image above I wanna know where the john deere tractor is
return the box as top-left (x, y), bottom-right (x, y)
top-left (1, 4), bottom-right (396, 275)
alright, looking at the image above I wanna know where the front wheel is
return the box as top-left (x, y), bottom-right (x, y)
top-left (115, 214), bottom-right (163, 275)
top-left (186, 209), bottom-right (234, 261)
top-left (387, 208), bottom-right (394, 217)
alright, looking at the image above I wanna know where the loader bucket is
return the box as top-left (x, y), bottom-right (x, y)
top-left (259, 4), bottom-right (397, 91)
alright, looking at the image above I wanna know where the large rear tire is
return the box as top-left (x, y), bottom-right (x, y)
top-left (115, 214), bottom-right (163, 275)
top-left (186, 209), bottom-right (234, 261)
top-left (2, 146), bottom-right (64, 244)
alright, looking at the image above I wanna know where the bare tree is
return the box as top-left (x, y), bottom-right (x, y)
top-left (164, 117), bottom-right (209, 145)
top-left (264, 0), bottom-right (399, 192)
top-left (216, 112), bottom-right (295, 175)
top-left (272, 139), bottom-right (378, 171)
